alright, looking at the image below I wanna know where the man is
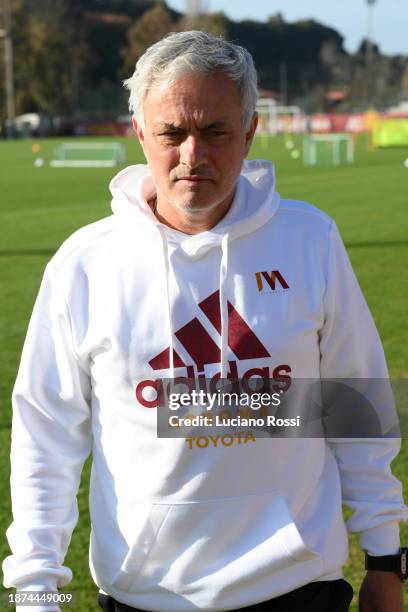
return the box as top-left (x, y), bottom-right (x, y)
top-left (2, 31), bottom-right (407, 612)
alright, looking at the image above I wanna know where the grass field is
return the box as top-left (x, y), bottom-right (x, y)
top-left (0, 134), bottom-right (407, 610)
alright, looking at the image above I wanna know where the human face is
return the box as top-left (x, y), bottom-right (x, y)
top-left (133, 71), bottom-right (258, 232)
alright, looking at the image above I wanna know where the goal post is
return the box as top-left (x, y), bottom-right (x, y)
top-left (255, 101), bottom-right (305, 150)
top-left (255, 98), bottom-right (277, 135)
top-left (256, 101), bottom-right (304, 136)
top-left (50, 142), bottom-right (126, 168)
top-left (303, 133), bottom-right (354, 166)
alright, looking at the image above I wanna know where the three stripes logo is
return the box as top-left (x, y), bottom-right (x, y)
top-left (136, 290), bottom-right (291, 408)
top-left (149, 290), bottom-right (270, 373)
top-left (255, 270), bottom-right (290, 293)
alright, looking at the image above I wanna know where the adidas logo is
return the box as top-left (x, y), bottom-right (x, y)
top-left (136, 290), bottom-right (291, 408)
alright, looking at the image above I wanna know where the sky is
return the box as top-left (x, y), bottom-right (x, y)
top-left (166, 0), bottom-right (408, 56)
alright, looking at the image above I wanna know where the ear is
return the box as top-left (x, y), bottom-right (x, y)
top-left (132, 116), bottom-right (145, 148)
top-left (244, 112), bottom-right (258, 155)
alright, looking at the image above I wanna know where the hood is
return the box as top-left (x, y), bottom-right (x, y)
top-left (109, 159), bottom-right (280, 258)
top-left (109, 159), bottom-right (280, 380)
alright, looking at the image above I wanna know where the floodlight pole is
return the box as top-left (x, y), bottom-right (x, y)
top-left (366, 0), bottom-right (377, 105)
top-left (0, 0), bottom-right (15, 125)
top-left (185, 0), bottom-right (209, 25)
top-left (280, 62), bottom-right (288, 106)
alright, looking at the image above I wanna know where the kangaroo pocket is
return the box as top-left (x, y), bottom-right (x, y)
top-left (111, 491), bottom-right (322, 593)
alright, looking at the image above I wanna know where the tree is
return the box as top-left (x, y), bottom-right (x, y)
top-left (177, 11), bottom-right (229, 39)
top-left (5, 0), bottom-right (87, 117)
top-left (121, 2), bottom-right (175, 76)
top-left (358, 37), bottom-right (380, 56)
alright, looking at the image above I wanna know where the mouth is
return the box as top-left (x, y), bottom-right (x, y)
top-left (176, 176), bottom-right (213, 182)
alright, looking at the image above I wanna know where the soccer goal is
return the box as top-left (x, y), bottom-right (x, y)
top-left (303, 134), bottom-right (354, 166)
top-left (256, 98), bottom-right (277, 135)
top-left (256, 101), bottom-right (304, 136)
top-left (50, 142), bottom-right (126, 168)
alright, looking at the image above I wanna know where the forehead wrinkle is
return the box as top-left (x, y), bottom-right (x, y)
top-left (152, 109), bottom-right (218, 130)
top-left (151, 98), bottom-right (232, 126)
top-left (144, 73), bottom-right (246, 131)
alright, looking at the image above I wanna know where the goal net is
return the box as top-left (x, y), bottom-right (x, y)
top-left (303, 134), bottom-right (354, 166)
top-left (256, 99), bottom-right (277, 135)
top-left (50, 142), bottom-right (126, 168)
top-left (256, 101), bottom-right (304, 136)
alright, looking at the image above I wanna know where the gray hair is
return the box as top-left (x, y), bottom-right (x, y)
top-left (123, 30), bottom-right (258, 129)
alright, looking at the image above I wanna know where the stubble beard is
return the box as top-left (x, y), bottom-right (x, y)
top-left (156, 184), bottom-right (235, 219)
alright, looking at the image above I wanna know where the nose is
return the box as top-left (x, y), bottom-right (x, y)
top-left (179, 134), bottom-right (208, 169)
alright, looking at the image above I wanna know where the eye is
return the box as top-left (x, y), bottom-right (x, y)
top-left (205, 130), bottom-right (228, 139)
top-left (157, 130), bottom-right (185, 142)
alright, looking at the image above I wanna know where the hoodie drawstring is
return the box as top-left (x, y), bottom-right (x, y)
top-left (219, 234), bottom-right (229, 380)
top-left (157, 226), bottom-right (175, 380)
top-left (158, 225), bottom-right (229, 384)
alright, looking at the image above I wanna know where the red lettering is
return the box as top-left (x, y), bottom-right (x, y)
top-left (241, 366), bottom-right (270, 394)
top-left (272, 365), bottom-right (292, 392)
top-left (136, 379), bottom-right (159, 408)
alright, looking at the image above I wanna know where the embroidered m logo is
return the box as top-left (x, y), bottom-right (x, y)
top-left (255, 270), bottom-right (290, 292)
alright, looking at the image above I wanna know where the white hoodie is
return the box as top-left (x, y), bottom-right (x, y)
top-left (3, 160), bottom-right (407, 612)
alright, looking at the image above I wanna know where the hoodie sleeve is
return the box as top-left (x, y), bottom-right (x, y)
top-left (319, 221), bottom-right (408, 556)
top-left (2, 262), bottom-right (92, 610)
